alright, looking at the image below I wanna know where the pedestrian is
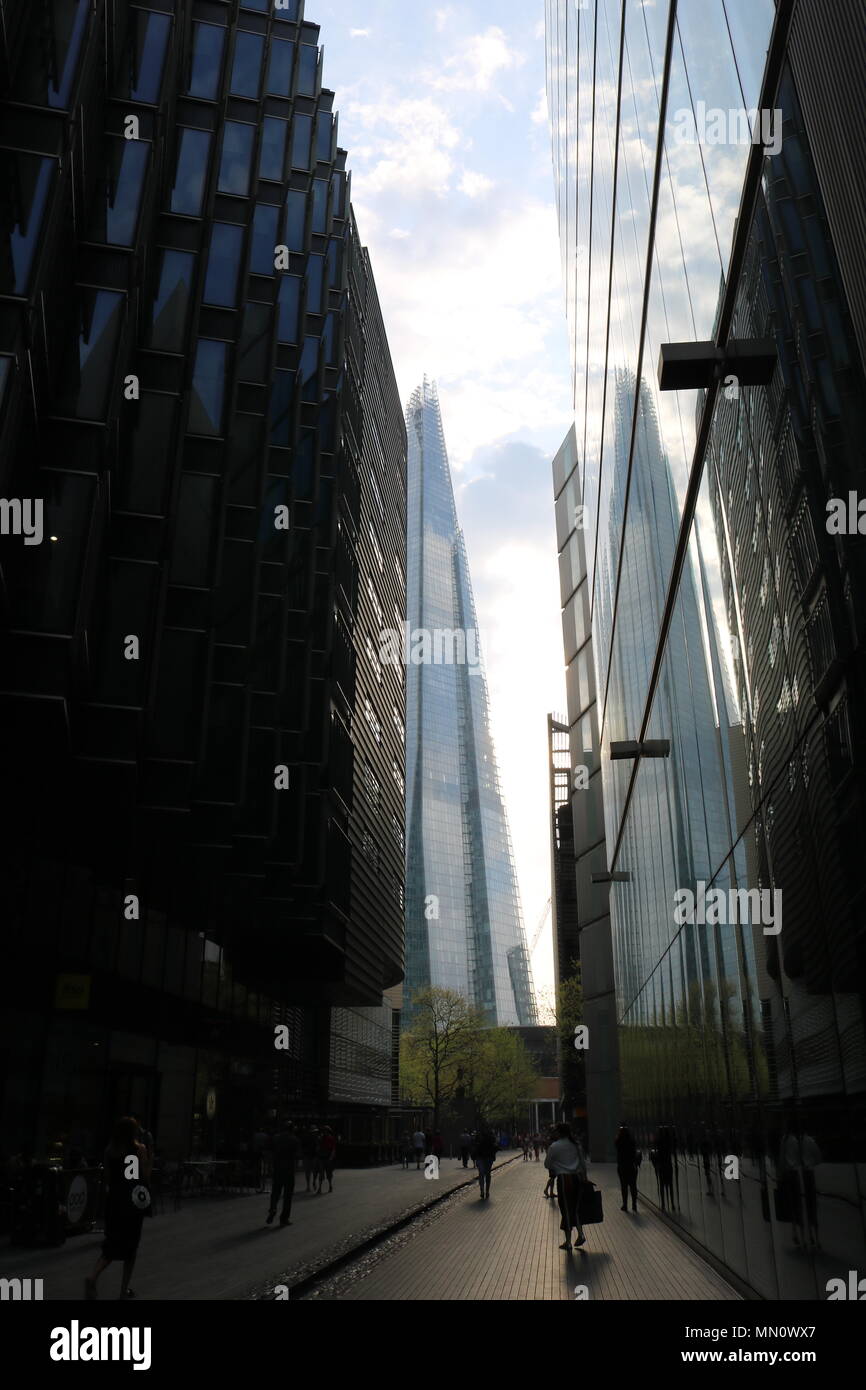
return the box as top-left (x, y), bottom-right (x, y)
top-left (532, 1132), bottom-right (541, 1162)
top-left (412, 1127), bottom-right (426, 1169)
top-left (84, 1117), bottom-right (152, 1300)
top-left (521, 1133), bottom-right (531, 1161)
top-left (545, 1122), bottom-right (587, 1252)
top-left (543, 1127), bottom-right (556, 1198)
top-left (473, 1126), bottom-right (498, 1200)
top-left (266, 1119), bottom-right (298, 1227)
top-left (615, 1123), bottom-right (640, 1213)
top-left (316, 1126), bottom-right (337, 1193)
top-left (432, 1131), bottom-right (444, 1160)
top-left (252, 1124), bottom-right (270, 1191)
top-left (400, 1131), bottom-right (413, 1170)
top-left (458, 1129), bottom-right (472, 1168)
top-left (300, 1126), bottom-right (317, 1192)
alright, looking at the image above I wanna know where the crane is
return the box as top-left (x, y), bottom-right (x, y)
top-left (529, 897), bottom-right (552, 956)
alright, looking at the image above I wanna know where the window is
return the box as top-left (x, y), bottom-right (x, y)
top-left (285, 190), bottom-right (306, 252)
top-left (260, 119), bottom-right (288, 181)
top-left (297, 44), bottom-right (318, 97)
top-left (218, 123), bottom-right (255, 196)
top-left (230, 32), bottom-right (264, 98)
top-left (203, 223), bottom-right (245, 307)
top-left (276, 277), bottom-right (301, 343)
top-left (290, 115), bottom-right (313, 169)
top-left (306, 255), bottom-right (324, 313)
top-left (170, 129), bottom-right (211, 215)
top-left (151, 250), bottom-right (195, 352)
top-left (6, 155), bottom-right (54, 294)
top-left (370, 469), bottom-right (384, 517)
top-left (269, 371), bottom-right (294, 448)
top-left (188, 23), bottom-right (225, 100)
top-left (101, 138), bottom-right (150, 245)
top-left (367, 578), bottom-right (382, 629)
top-left (392, 707), bottom-right (405, 744)
top-left (362, 832), bottom-right (378, 870)
top-left (171, 475), bottom-right (217, 586)
top-left (316, 112), bottom-right (333, 163)
top-left (366, 635), bottom-right (382, 683)
top-left (392, 760), bottom-right (405, 795)
top-left (391, 815), bottom-right (405, 852)
top-left (188, 340), bottom-right (227, 436)
top-left (311, 179), bottom-right (328, 235)
top-left (120, 10), bottom-right (171, 103)
top-left (19, 0), bottom-right (88, 109)
top-left (369, 523), bottom-right (383, 572)
top-left (71, 290), bottom-right (125, 420)
top-left (250, 203), bottom-right (281, 274)
top-left (238, 302), bottom-right (272, 381)
top-left (298, 338), bottom-right (318, 399)
top-left (266, 40), bottom-right (295, 96)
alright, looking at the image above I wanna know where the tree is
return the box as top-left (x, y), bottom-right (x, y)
top-left (399, 988), bottom-right (485, 1126)
top-left (465, 1028), bottom-right (539, 1131)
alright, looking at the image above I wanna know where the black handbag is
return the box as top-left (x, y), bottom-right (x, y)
top-left (578, 1181), bottom-right (604, 1225)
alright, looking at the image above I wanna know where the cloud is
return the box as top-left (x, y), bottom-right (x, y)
top-left (350, 28), bottom-right (370, 39)
top-left (389, 227), bottom-right (411, 239)
top-left (531, 87), bottom-right (549, 125)
top-left (344, 95), bottom-right (463, 198)
top-left (434, 6), bottom-right (456, 32)
top-left (459, 169), bottom-right (494, 198)
top-left (428, 26), bottom-right (524, 94)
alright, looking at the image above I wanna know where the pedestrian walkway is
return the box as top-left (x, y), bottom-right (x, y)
top-left (322, 1160), bottom-right (742, 1300)
top-left (0, 1154), bottom-right (500, 1301)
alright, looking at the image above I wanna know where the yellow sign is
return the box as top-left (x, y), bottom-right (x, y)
top-left (54, 975), bottom-right (91, 1010)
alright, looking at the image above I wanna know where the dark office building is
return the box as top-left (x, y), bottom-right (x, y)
top-left (547, 0), bottom-right (866, 1297)
top-left (0, 0), bottom-right (406, 1164)
top-left (546, 712), bottom-right (585, 1125)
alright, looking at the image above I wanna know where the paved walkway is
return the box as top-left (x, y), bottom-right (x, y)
top-left (317, 1160), bottom-right (742, 1301)
top-left (0, 1154), bottom-right (502, 1301)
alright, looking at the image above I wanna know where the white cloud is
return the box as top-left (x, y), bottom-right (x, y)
top-left (389, 227), bottom-right (411, 240)
top-left (434, 7), bottom-right (456, 32)
top-left (534, 19), bottom-right (546, 40)
top-left (428, 26), bottom-right (524, 94)
top-left (344, 95), bottom-right (463, 198)
top-left (531, 87), bottom-right (549, 125)
top-left (459, 169), bottom-right (494, 198)
top-left (350, 28), bottom-right (370, 39)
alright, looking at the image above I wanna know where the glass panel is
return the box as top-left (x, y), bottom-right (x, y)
top-left (230, 31), bottom-right (265, 98)
top-left (119, 393), bottom-right (177, 514)
top-left (203, 223), bottom-right (245, 307)
top-left (188, 340), bottom-right (227, 436)
top-left (171, 475), bottom-right (217, 586)
top-left (218, 123), bottom-right (255, 196)
top-left (266, 40), bottom-right (295, 96)
top-left (126, 9), bottom-right (171, 103)
top-left (298, 337), bottom-right (318, 400)
top-left (170, 129), bottom-right (211, 215)
top-left (188, 23), bottom-right (225, 100)
top-left (290, 115), bottom-right (312, 170)
top-left (311, 179), bottom-right (328, 235)
top-left (269, 371), bottom-right (294, 448)
top-left (315, 111), bottom-right (333, 163)
top-left (151, 250), bottom-right (195, 352)
top-left (74, 290), bottom-right (125, 419)
top-left (7, 155), bottom-right (54, 294)
top-left (297, 44), bottom-right (318, 97)
top-left (250, 203), bottom-right (281, 274)
top-left (260, 118), bottom-right (288, 181)
top-left (305, 255), bottom-right (324, 314)
top-left (276, 277), bottom-right (301, 343)
top-left (285, 189), bottom-right (306, 251)
top-left (18, 0), bottom-right (88, 109)
top-left (102, 138), bottom-right (150, 245)
top-left (238, 303), bottom-right (272, 381)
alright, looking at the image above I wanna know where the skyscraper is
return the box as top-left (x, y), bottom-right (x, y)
top-left (546, 0), bottom-right (866, 1297)
top-left (0, 0), bottom-right (406, 1161)
top-left (404, 379), bottom-right (535, 1026)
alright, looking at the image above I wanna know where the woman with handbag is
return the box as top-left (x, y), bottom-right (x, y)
top-left (544, 1123), bottom-right (587, 1252)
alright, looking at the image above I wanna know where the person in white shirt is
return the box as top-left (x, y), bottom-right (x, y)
top-left (544, 1123), bottom-right (588, 1251)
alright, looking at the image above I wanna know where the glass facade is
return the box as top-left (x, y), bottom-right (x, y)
top-left (547, 0), bottom-right (866, 1297)
top-left (405, 380), bottom-right (536, 1026)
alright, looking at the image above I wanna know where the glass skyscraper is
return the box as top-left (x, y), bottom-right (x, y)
top-left (404, 379), bottom-right (536, 1026)
top-left (547, 0), bottom-right (866, 1298)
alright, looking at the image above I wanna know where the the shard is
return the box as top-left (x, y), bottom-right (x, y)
top-left (404, 379), bottom-right (536, 1026)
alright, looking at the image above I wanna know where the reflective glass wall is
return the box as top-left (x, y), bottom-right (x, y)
top-left (548, 0), bottom-right (866, 1297)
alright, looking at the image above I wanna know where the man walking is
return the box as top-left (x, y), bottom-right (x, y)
top-left (412, 1127), bottom-right (426, 1170)
top-left (474, 1126), bottom-right (498, 1201)
top-left (266, 1119), bottom-right (298, 1227)
top-left (458, 1129), bottom-right (472, 1168)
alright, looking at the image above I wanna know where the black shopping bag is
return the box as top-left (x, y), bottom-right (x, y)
top-left (579, 1181), bottom-right (604, 1225)
top-left (773, 1184), bottom-right (794, 1223)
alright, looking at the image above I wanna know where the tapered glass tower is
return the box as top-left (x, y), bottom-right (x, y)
top-left (404, 380), bottom-right (536, 1026)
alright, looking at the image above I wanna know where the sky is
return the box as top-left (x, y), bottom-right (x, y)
top-left (309, 1), bottom-right (573, 1003)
